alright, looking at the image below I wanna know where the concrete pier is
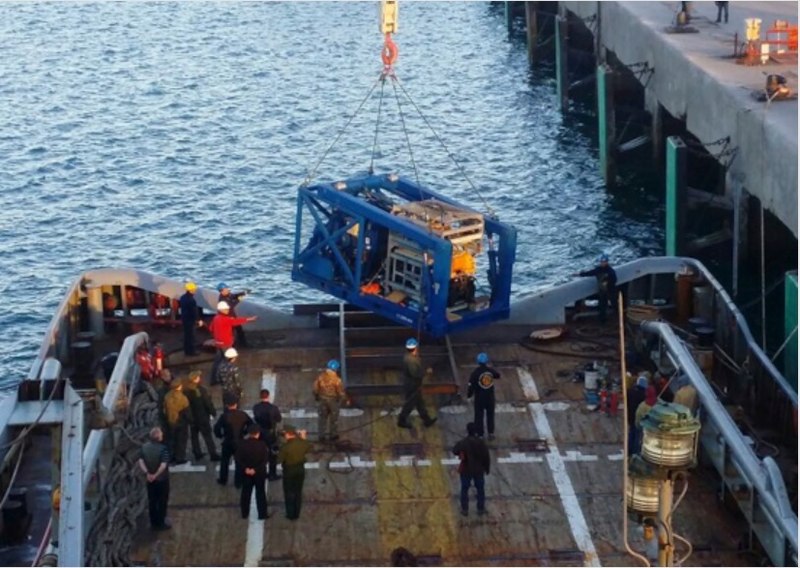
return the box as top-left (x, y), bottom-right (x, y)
top-left (560, 1), bottom-right (798, 239)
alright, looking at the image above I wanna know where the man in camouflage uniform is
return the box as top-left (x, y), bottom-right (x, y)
top-left (163, 380), bottom-right (191, 465)
top-left (312, 360), bottom-right (346, 442)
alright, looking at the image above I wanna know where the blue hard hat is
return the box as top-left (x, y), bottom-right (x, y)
top-left (598, 253), bottom-right (609, 263)
top-left (477, 352), bottom-right (489, 364)
top-left (405, 338), bottom-right (418, 350)
top-left (327, 359), bottom-right (340, 371)
top-left (636, 375), bottom-right (648, 389)
top-left (217, 282), bottom-right (229, 291)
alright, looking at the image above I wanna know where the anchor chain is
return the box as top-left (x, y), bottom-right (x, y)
top-left (84, 384), bottom-right (159, 566)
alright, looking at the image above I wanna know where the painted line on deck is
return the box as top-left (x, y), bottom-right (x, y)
top-left (517, 367), bottom-right (601, 567)
top-left (243, 369), bottom-right (276, 567)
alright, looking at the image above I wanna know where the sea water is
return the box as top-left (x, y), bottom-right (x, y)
top-left (0, 2), bottom-right (665, 390)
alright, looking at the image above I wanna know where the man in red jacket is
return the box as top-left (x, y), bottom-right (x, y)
top-left (204, 301), bottom-right (256, 385)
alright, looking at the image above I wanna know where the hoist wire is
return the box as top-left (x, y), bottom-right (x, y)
top-left (302, 74), bottom-right (384, 187)
top-left (389, 76), bottom-right (422, 190)
top-left (369, 78), bottom-right (388, 175)
top-left (392, 76), bottom-right (496, 218)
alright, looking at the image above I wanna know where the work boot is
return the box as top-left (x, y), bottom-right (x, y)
top-left (210, 455), bottom-right (221, 462)
top-left (397, 421), bottom-right (412, 429)
top-left (423, 417), bottom-right (438, 428)
top-left (460, 508), bottom-right (468, 517)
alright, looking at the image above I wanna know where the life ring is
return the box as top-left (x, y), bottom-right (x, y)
top-left (382, 34), bottom-right (398, 66)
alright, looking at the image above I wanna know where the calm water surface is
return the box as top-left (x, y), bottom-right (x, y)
top-left (0, 2), bottom-right (665, 389)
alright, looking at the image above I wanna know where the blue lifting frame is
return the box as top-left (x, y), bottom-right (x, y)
top-left (292, 173), bottom-right (517, 336)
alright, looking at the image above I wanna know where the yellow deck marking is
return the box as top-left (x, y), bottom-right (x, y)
top-left (369, 370), bottom-right (457, 560)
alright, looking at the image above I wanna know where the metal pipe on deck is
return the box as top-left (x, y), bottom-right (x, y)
top-left (640, 320), bottom-right (798, 564)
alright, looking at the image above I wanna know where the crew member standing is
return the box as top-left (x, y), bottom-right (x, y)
top-left (218, 282), bottom-right (249, 348)
top-left (204, 301), bottom-right (256, 385)
top-left (252, 389), bottom-right (282, 480)
top-left (313, 359), bottom-right (346, 442)
top-left (452, 422), bottom-right (491, 517)
top-left (397, 338), bottom-right (437, 429)
top-left (219, 348), bottom-right (244, 403)
top-left (214, 394), bottom-right (252, 487)
top-left (277, 425), bottom-right (311, 520)
top-left (137, 427), bottom-right (172, 530)
top-left (575, 253), bottom-right (618, 323)
top-left (163, 379), bottom-right (191, 465)
top-left (179, 281), bottom-right (200, 356)
top-left (626, 375), bottom-right (648, 455)
top-left (235, 425), bottom-right (270, 520)
top-left (467, 353), bottom-right (501, 440)
top-left (184, 370), bottom-right (220, 461)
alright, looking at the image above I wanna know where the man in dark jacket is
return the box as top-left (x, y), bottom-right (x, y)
top-left (626, 375), bottom-right (648, 455)
top-left (214, 394), bottom-right (252, 487)
top-left (452, 422), bottom-right (491, 516)
top-left (235, 425), bottom-right (270, 520)
top-left (179, 282), bottom-right (200, 356)
top-left (397, 338), bottom-right (437, 429)
top-left (184, 371), bottom-right (220, 461)
top-left (467, 352), bottom-right (501, 440)
top-left (576, 253), bottom-right (618, 323)
top-left (252, 388), bottom-right (282, 480)
top-left (137, 427), bottom-right (171, 530)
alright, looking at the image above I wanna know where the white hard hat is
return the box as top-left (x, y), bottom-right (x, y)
top-left (224, 348), bottom-right (238, 359)
top-left (217, 301), bottom-right (230, 311)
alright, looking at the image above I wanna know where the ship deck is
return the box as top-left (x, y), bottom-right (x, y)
top-left (127, 320), bottom-right (752, 567)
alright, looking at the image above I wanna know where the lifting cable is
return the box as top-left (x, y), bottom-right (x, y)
top-left (304, 3), bottom-right (497, 220)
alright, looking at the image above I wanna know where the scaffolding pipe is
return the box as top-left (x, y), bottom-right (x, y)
top-left (640, 321), bottom-right (798, 559)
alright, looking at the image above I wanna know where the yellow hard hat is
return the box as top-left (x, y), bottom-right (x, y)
top-left (185, 281), bottom-right (197, 292)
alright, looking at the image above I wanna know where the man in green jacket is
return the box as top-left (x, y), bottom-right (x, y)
top-left (397, 338), bottom-right (437, 429)
top-left (277, 425), bottom-right (311, 520)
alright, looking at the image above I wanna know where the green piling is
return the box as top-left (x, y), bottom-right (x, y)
top-left (525, 2), bottom-right (538, 64)
top-left (505, 2), bottom-right (514, 35)
top-left (665, 136), bottom-right (687, 256)
top-left (555, 13), bottom-right (568, 112)
top-left (785, 272), bottom-right (798, 389)
top-left (597, 64), bottom-right (616, 187)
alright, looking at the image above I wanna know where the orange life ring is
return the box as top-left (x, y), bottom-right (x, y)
top-left (382, 34), bottom-right (398, 66)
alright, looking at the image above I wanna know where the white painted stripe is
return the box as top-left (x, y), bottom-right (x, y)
top-left (170, 463), bottom-right (207, 473)
top-left (243, 369), bottom-right (277, 567)
top-left (498, 452), bottom-right (544, 464)
top-left (440, 457), bottom-right (461, 466)
top-left (439, 402), bottom-right (528, 415)
top-left (563, 451), bottom-right (599, 463)
top-left (607, 452), bottom-right (624, 462)
top-left (517, 367), bottom-right (600, 567)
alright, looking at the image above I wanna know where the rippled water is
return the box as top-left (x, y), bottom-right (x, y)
top-left (0, 2), bottom-right (664, 389)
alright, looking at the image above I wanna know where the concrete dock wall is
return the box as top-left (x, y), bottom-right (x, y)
top-left (562, 1), bottom-right (798, 238)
